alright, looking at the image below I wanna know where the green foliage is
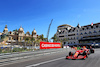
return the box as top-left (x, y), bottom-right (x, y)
top-left (37, 34), bottom-right (45, 41)
top-left (13, 29), bottom-right (18, 32)
top-left (1, 35), bottom-right (6, 40)
top-left (40, 34), bottom-right (44, 40)
top-left (25, 37), bottom-right (29, 41)
top-left (31, 37), bottom-right (35, 42)
top-left (13, 48), bottom-right (20, 52)
top-left (43, 38), bottom-right (47, 42)
top-left (13, 48), bottom-right (27, 52)
top-left (63, 38), bottom-right (68, 41)
top-left (51, 34), bottom-right (58, 42)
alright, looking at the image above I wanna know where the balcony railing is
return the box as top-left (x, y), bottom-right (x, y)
top-left (83, 33), bottom-right (100, 37)
top-left (7, 40), bottom-right (17, 42)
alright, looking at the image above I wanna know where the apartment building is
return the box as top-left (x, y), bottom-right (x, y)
top-left (56, 23), bottom-right (100, 46)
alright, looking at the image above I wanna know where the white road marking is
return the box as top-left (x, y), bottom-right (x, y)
top-left (44, 53), bottom-right (51, 55)
top-left (26, 57), bottom-right (65, 67)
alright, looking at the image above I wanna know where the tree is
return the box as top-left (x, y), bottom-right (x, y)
top-left (40, 34), bottom-right (44, 41)
top-left (25, 37), bottom-right (29, 41)
top-left (31, 37), bottom-right (35, 49)
top-left (51, 34), bottom-right (58, 42)
top-left (31, 37), bottom-right (35, 42)
top-left (35, 39), bottom-right (40, 47)
top-left (51, 34), bottom-right (69, 48)
top-left (59, 38), bottom-right (68, 48)
top-left (63, 38), bottom-right (68, 42)
top-left (43, 38), bottom-right (47, 42)
top-left (59, 39), bottom-right (63, 48)
top-left (1, 34), bottom-right (6, 40)
top-left (24, 37), bottom-right (29, 49)
top-left (13, 29), bottom-right (18, 32)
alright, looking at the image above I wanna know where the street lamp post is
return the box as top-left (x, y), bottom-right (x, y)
top-left (47, 19), bottom-right (53, 42)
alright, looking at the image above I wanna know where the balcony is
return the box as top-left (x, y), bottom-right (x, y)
top-left (83, 33), bottom-right (100, 37)
top-left (7, 40), bottom-right (17, 42)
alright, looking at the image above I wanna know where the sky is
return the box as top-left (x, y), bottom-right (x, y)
top-left (0, 0), bottom-right (100, 40)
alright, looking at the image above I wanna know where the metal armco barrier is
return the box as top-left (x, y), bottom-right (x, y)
top-left (0, 48), bottom-right (68, 63)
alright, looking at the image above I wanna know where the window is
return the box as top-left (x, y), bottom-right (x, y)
top-left (80, 33), bottom-right (83, 35)
top-left (20, 37), bottom-right (21, 40)
top-left (64, 42), bottom-right (66, 44)
top-left (68, 30), bottom-right (71, 33)
top-left (59, 32), bottom-right (61, 34)
top-left (96, 25), bottom-right (98, 28)
top-left (82, 28), bottom-right (84, 30)
top-left (68, 34), bottom-right (75, 36)
top-left (93, 30), bottom-right (97, 33)
top-left (91, 26), bottom-right (93, 29)
top-left (89, 31), bottom-right (92, 34)
top-left (84, 28), bottom-right (86, 30)
top-left (89, 27), bottom-right (91, 30)
top-left (99, 25), bottom-right (100, 28)
top-left (9, 37), bottom-right (11, 40)
top-left (59, 36), bottom-right (64, 37)
top-left (94, 27), bottom-right (95, 29)
top-left (87, 27), bottom-right (88, 30)
top-left (71, 38), bottom-right (72, 39)
top-left (77, 33), bottom-right (78, 35)
top-left (84, 32), bottom-right (87, 34)
top-left (62, 30), bottom-right (64, 34)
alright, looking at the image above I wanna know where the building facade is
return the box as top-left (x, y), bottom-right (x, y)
top-left (0, 25), bottom-right (37, 45)
top-left (56, 23), bottom-right (100, 46)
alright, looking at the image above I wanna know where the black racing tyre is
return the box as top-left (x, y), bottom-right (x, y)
top-left (66, 56), bottom-right (68, 59)
top-left (82, 58), bottom-right (85, 60)
top-left (86, 55), bottom-right (88, 58)
top-left (83, 51), bottom-right (86, 55)
top-left (90, 48), bottom-right (94, 53)
top-left (69, 52), bottom-right (72, 56)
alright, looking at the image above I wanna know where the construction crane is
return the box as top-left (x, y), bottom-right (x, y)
top-left (47, 19), bottom-right (53, 42)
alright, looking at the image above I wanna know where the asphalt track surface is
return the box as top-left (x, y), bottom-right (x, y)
top-left (1, 48), bottom-right (100, 67)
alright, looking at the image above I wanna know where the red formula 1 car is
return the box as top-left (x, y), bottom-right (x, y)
top-left (90, 48), bottom-right (94, 53)
top-left (66, 49), bottom-right (88, 60)
top-left (83, 48), bottom-right (90, 55)
top-left (89, 46), bottom-right (94, 53)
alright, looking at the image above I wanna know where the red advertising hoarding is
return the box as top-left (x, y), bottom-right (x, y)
top-left (40, 42), bottom-right (61, 49)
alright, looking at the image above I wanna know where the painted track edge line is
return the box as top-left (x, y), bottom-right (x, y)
top-left (26, 57), bottom-right (65, 67)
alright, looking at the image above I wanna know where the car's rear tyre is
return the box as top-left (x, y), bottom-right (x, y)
top-left (66, 56), bottom-right (68, 59)
top-left (86, 55), bottom-right (88, 58)
top-left (90, 48), bottom-right (94, 53)
top-left (69, 52), bottom-right (72, 56)
top-left (83, 51), bottom-right (86, 55)
top-left (82, 58), bottom-right (85, 60)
